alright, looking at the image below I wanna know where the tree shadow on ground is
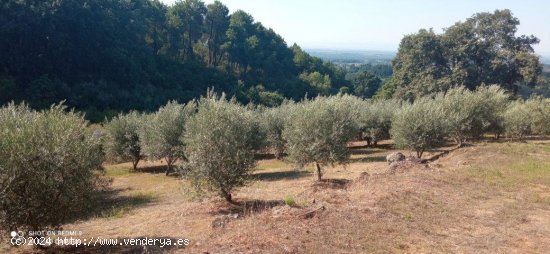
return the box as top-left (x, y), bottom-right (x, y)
top-left (254, 153), bottom-right (278, 160)
top-left (45, 236), bottom-right (186, 254)
top-left (252, 170), bottom-right (311, 181)
top-left (349, 155), bottom-right (387, 163)
top-left (484, 136), bottom-right (549, 143)
top-left (312, 178), bottom-right (351, 190)
top-left (425, 145), bottom-right (465, 162)
top-left (134, 165), bottom-right (181, 177)
top-left (76, 188), bottom-right (158, 221)
top-left (211, 199), bottom-right (285, 216)
top-left (348, 143), bottom-right (394, 150)
top-left (349, 148), bottom-right (383, 156)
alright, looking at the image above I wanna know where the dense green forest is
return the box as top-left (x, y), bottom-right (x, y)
top-left (0, 0), bottom-right (348, 121)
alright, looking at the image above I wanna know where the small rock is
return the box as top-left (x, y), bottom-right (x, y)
top-left (211, 213), bottom-right (239, 228)
top-left (386, 152), bottom-right (405, 164)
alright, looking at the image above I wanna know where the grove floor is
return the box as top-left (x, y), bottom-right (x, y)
top-left (6, 140), bottom-right (550, 253)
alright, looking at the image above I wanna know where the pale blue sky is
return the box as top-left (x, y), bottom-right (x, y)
top-left (161, 0), bottom-right (550, 55)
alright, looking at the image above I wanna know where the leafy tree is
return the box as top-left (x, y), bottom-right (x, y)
top-left (104, 111), bottom-right (144, 170)
top-left (260, 101), bottom-right (296, 159)
top-left (345, 64), bottom-right (393, 80)
top-left (436, 87), bottom-right (487, 146)
top-left (339, 86), bottom-right (350, 94)
top-left (139, 101), bottom-right (196, 175)
top-left (224, 10), bottom-right (256, 75)
top-left (167, 0), bottom-right (207, 60)
top-left (0, 103), bottom-right (105, 231)
top-left (283, 95), bottom-right (360, 181)
top-left (291, 44), bottom-right (350, 96)
top-left (475, 85), bottom-right (510, 139)
top-left (373, 77), bottom-right (398, 100)
top-left (184, 91), bottom-right (262, 202)
top-left (358, 99), bottom-right (400, 145)
top-left (392, 28), bottom-right (451, 100)
top-left (441, 10), bottom-right (541, 93)
top-left (391, 98), bottom-right (448, 158)
top-left (245, 85), bottom-right (285, 107)
top-left (299, 71), bottom-right (332, 95)
top-left (203, 1), bottom-right (229, 66)
top-left (351, 71), bottom-right (382, 98)
top-left (504, 101), bottom-right (532, 140)
top-left (391, 10), bottom-right (542, 99)
top-left (525, 96), bottom-right (550, 135)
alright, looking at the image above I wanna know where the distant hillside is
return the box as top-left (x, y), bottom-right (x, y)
top-left (0, 0), bottom-right (348, 122)
top-left (306, 49), bottom-right (396, 65)
top-left (540, 55), bottom-right (550, 65)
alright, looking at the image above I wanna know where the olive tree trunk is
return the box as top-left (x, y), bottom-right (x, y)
top-left (315, 162), bottom-right (322, 181)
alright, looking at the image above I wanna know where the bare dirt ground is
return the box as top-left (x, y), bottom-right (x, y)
top-left (4, 140), bottom-right (550, 253)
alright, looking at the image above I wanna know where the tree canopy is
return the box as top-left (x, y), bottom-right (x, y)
top-left (0, 0), bottom-right (347, 121)
top-left (388, 10), bottom-right (542, 100)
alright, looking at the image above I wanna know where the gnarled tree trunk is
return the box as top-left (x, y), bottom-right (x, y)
top-left (315, 162), bottom-right (322, 181)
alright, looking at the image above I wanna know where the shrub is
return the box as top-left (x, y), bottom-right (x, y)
top-left (184, 92), bottom-right (263, 202)
top-left (391, 97), bottom-right (448, 158)
top-left (0, 103), bottom-right (105, 231)
top-left (283, 195), bottom-right (296, 207)
top-left (504, 100), bottom-right (532, 140)
top-left (139, 101), bottom-right (196, 175)
top-left (283, 94), bottom-right (360, 181)
top-left (104, 111), bottom-right (143, 170)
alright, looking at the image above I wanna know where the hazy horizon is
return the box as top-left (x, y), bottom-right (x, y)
top-left (161, 0), bottom-right (550, 56)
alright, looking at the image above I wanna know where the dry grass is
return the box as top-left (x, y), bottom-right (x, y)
top-left (4, 140), bottom-right (550, 253)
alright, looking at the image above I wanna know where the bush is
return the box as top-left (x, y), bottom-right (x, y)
top-left (184, 92), bottom-right (263, 202)
top-left (0, 103), bottom-right (105, 231)
top-left (139, 101), bottom-right (196, 175)
top-left (391, 97), bottom-right (448, 158)
top-left (504, 100), bottom-right (532, 140)
top-left (283, 195), bottom-right (296, 207)
top-left (283, 94), bottom-right (360, 181)
top-left (104, 111), bottom-right (143, 170)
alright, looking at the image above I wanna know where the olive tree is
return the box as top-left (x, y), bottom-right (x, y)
top-left (283, 95), bottom-right (360, 181)
top-left (184, 92), bottom-right (262, 202)
top-left (359, 99), bottom-right (400, 146)
top-left (139, 101), bottom-right (196, 175)
top-left (436, 87), bottom-right (481, 146)
top-left (391, 97), bottom-right (448, 158)
top-left (104, 111), bottom-right (143, 170)
top-left (260, 100), bottom-right (296, 159)
top-left (0, 103), bottom-right (105, 231)
top-left (472, 85), bottom-right (510, 139)
top-left (525, 96), bottom-right (550, 135)
top-left (434, 85), bottom-right (510, 146)
top-left (504, 100), bottom-right (533, 140)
